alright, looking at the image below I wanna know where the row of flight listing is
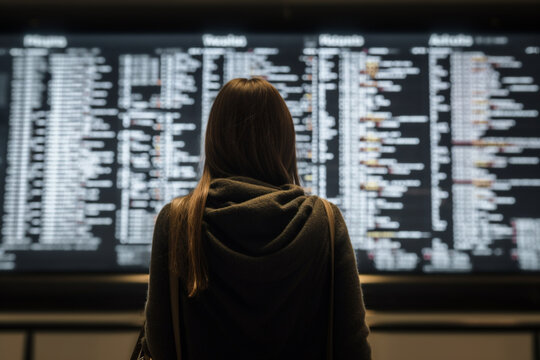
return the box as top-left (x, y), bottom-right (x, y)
top-left (0, 33), bottom-right (539, 273)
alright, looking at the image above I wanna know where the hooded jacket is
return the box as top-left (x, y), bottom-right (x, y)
top-left (145, 176), bottom-right (371, 360)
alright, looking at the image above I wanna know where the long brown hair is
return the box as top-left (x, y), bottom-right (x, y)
top-left (169, 77), bottom-right (300, 297)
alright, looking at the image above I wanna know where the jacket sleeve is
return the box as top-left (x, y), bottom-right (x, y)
top-left (331, 203), bottom-right (372, 360)
top-left (144, 203), bottom-right (176, 360)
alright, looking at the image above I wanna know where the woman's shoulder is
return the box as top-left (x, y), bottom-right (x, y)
top-left (156, 196), bottom-right (187, 222)
top-left (154, 202), bottom-right (172, 227)
top-left (308, 196), bottom-right (349, 238)
top-left (307, 195), bottom-right (342, 215)
top-left (158, 202), bottom-right (172, 217)
top-left (152, 201), bottom-right (178, 238)
top-left (153, 197), bottom-right (189, 234)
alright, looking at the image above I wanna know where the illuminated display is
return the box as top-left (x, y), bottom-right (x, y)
top-left (0, 33), bottom-right (539, 273)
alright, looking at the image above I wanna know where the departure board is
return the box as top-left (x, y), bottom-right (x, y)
top-left (0, 33), bottom-right (539, 273)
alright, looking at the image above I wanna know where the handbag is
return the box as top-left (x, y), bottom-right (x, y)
top-left (131, 269), bottom-right (182, 360)
top-left (321, 198), bottom-right (335, 360)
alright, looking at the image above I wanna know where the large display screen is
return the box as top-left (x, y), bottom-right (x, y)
top-left (0, 33), bottom-right (539, 273)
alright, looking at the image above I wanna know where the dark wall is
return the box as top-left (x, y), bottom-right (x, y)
top-left (0, 3), bottom-right (539, 33)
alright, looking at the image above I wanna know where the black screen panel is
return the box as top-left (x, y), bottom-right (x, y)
top-left (0, 33), bottom-right (539, 273)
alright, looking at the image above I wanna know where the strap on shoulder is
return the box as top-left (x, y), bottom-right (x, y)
top-left (321, 199), bottom-right (335, 360)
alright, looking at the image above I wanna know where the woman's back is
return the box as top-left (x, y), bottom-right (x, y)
top-left (145, 176), bottom-right (371, 359)
top-left (144, 77), bottom-right (371, 359)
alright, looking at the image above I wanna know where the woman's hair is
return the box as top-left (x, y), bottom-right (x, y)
top-left (169, 77), bottom-right (300, 297)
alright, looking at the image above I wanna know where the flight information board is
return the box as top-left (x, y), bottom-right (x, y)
top-left (0, 33), bottom-right (539, 273)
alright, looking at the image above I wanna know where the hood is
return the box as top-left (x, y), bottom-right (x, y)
top-left (203, 176), bottom-right (329, 283)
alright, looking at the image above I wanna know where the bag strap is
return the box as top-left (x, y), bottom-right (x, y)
top-left (169, 269), bottom-right (182, 360)
top-left (321, 199), bottom-right (335, 360)
top-left (130, 327), bottom-right (146, 360)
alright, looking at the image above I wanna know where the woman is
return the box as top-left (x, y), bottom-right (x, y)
top-left (144, 77), bottom-right (371, 359)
